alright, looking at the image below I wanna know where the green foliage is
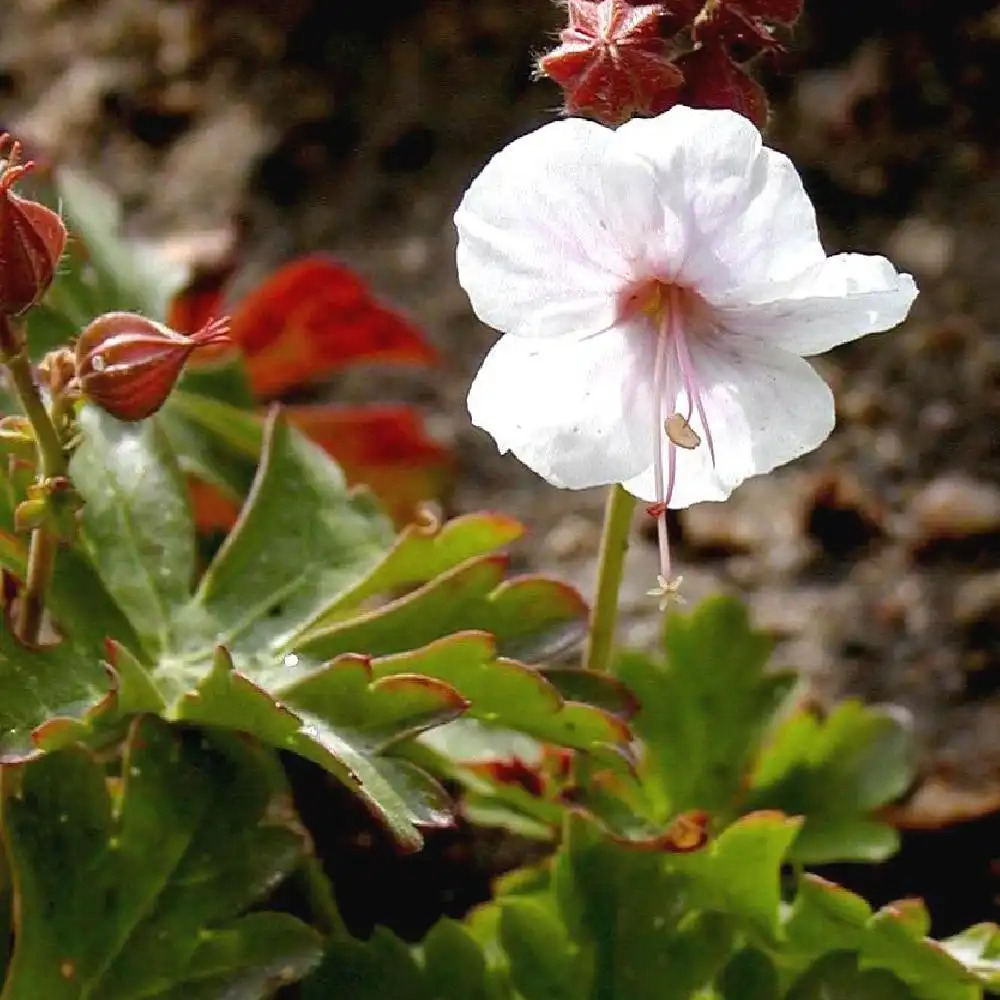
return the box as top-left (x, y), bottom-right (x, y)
top-left (567, 597), bottom-right (913, 864)
top-left (5, 165), bottom-right (1000, 1000)
top-left (618, 597), bottom-right (794, 820)
top-left (302, 920), bottom-right (511, 1000)
top-left (747, 701), bottom-right (914, 863)
top-left (3, 389), bottom-right (619, 851)
top-left (0, 716), bottom-right (321, 999)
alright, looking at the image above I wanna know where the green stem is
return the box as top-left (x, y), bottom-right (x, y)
top-left (0, 337), bottom-right (66, 479)
top-left (15, 525), bottom-right (56, 644)
top-left (582, 484), bottom-right (637, 674)
top-left (1, 316), bottom-right (68, 645)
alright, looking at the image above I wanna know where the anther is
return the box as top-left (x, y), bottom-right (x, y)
top-left (665, 412), bottom-right (701, 450)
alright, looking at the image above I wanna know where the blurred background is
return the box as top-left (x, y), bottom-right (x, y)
top-left (4, 0), bottom-right (1000, 925)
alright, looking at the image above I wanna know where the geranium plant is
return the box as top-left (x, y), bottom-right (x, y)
top-left (1, 4), bottom-right (1000, 999)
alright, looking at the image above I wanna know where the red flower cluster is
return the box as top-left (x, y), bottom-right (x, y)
top-left (538, 0), bottom-right (802, 127)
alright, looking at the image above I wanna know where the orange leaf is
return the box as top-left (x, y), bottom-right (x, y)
top-left (188, 477), bottom-right (243, 534)
top-left (166, 274), bottom-right (228, 336)
top-left (286, 403), bottom-right (453, 525)
top-left (223, 256), bottom-right (437, 399)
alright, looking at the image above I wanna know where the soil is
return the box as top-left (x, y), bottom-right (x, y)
top-left (5, 0), bottom-right (1000, 935)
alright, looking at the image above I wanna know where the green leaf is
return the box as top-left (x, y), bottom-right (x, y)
top-left (0, 625), bottom-right (107, 762)
top-left (48, 548), bottom-right (143, 660)
top-left (183, 409), bottom-right (392, 658)
top-left (159, 391), bottom-right (262, 510)
top-left (296, 555), bottom-right (588, 665)
top-left (313, 511), bottom-right (525, 619)
top-left (0, 716), bottom-right (322, 999)
top-left (423, 918), bottom-right (509, 1000)
top-left (671, 812), bottom-right (802, 938)
top-left (787, 953), bottom-right (915, 1000)
top-left (500, 897), bottom-right (591, 1000)
top-left (944, 924), bottom-right (1000, 989)
top-left (54, 169), bottom-right (185, 320)
top-left (617, 596), bottom-right (794, 821)
top-left (782, 876), bottom-right (982, 1000)
top-left (174, 648), bottom-right (461, 849)
top-left (23, 169), bottom-right (183, 360)
top-left (0, 838), bottom-right (11, 981)
top-left (302, 929), bottom-right (431, 1000)
top-left (144, 912), bottom-right (324, 1000)
top-left (72, 406), bottom-right (195, 656)
top-left (299, 919), bottom-right (510, 1000)
top-left (550, 821), bottom-right (735, 1000)
top-left (0, 530), bottom-right (25, 579)
top-left (368, 633), bottom-right (630, 762)
top-left (176, 359), bottom-right (255, 410)
top-left (716, 948), bottom-right (780, 1000)
top-left (747, 701), bottom-right (914, 864)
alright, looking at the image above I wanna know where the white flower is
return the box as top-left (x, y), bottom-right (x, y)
top-left (455, 106), bottom-right (917, 581)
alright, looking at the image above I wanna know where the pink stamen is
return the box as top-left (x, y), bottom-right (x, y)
top-left (648, 284), bottom-right (717, 588)
top-left (650, 295), bottom-right (672, 582)
top-left (675, 325), bottom-right (716, 467)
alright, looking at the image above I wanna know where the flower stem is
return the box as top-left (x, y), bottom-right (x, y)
top-left (1, 316), bottom-right (68, 645)
top-left (582, 483), bottom-right (637, 674)
top-left (15, 524), bottom-right (56, 643)
top-left (0, 320), bottom-right (67, 479)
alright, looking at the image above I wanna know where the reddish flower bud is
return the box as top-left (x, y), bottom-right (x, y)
top-left (0, 134), bottom-right (68, 316)
top-left (75, 312), bottom-right (231, 422)
top-left (538, 0), bottom-right (683, 126)
top-left (677, 40), bottom-right (768, 127)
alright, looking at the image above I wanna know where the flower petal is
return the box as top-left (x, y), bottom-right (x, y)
top-left (467, 324), bottom-right (655, 489)
top-left (622, 338), bottom-right (834, 505)
top-left (713, 253), bottom-right (918, 357)
top-left (615, 105), bottom-right (826, 296)
top-left (455, 117), bottom-right (681, 340)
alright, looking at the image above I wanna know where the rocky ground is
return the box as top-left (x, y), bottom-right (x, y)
top-left (5, 0), bottom-right (1000, 929)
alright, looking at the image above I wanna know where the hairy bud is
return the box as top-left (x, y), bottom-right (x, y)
top-left (75, 312), bottom-right (231, 422)
top-left (0, 134), bottom-right (68, 317)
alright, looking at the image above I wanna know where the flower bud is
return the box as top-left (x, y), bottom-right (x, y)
top-left (537, 0), bottom-right (683, 125)
top-left (0, 134), bottom-right (68, 316)
top-left (75, 312), bottom-right (231, 422)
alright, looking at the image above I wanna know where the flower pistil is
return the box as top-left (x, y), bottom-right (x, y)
top-left (629, 280), bottom-right (717, 590)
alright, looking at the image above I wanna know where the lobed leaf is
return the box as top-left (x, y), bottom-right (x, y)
top-left (0, 716), bottom-right (322, 999)
top-left (616, 596), bottom-right (794, 821)
top-left (747, 701), bottom-right (914, 864)
top-left (71, 406), bottom-right (195, 657)
top-left (367, 632), bottom-right (630, 763)
top-left (296, 555), bottom-right (587, 665)
top-left (0, 624), bottom-right (107, 763)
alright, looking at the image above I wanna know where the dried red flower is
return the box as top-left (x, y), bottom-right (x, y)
top-left (676, 39), bottom-right (768, 126)
top-left (0, 134), bottom-right (68, 317)
top-left (692, 0), bottom-right (801, 58)
top-left (75, 312), bottom-right (232, 422)
top-left (538, 0), bottom-right (683, 125)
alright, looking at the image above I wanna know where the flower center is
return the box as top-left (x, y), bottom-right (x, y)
top-left (623, 279), bottom-right (717, 598)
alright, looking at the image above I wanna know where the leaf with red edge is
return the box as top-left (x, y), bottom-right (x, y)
top-left (368, 632), bottom-right (631, 764)
top-left (678, 42), bottom-right (769, 127)
top-left (218, 255), bottom-right (437, 399)
top-left (165, 391), bottom-right (452, 531)
top-left (320, 510), bottom-right (525, 619)
top-left (295, 554), bottom-right (589, 666)
top-left (286, 404), bottom-right (453, 526)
